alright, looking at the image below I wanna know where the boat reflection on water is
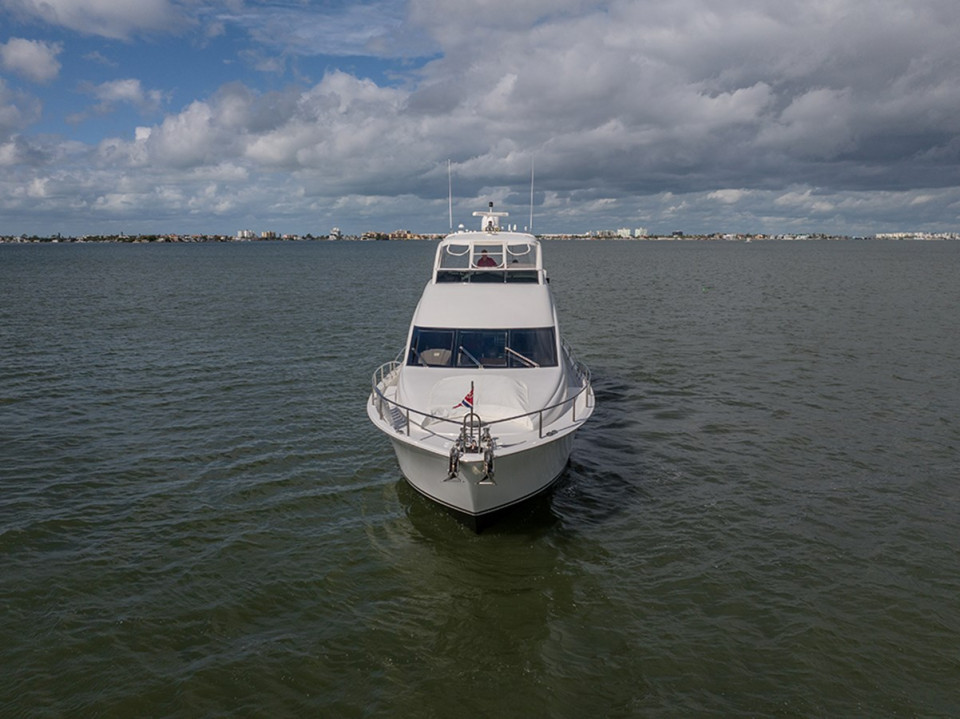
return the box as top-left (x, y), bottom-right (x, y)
top-left (368, 203), bottom-right (594, 531)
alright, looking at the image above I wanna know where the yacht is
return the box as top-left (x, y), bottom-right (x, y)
top-left (367, 204), bottom-right (594, 529)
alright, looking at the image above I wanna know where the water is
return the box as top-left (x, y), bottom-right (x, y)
top-left (2, 239), bottom-right (958, 717)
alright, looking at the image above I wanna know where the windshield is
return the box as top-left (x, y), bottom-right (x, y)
top-left (407, 327), bottom-right (557, 368)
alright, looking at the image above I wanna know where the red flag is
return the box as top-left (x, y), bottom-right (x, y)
top-left (454, 387), bottom-right (474, 409)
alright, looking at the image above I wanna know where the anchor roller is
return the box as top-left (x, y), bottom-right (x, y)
top-left (445, 414), bottom-right (496, 484)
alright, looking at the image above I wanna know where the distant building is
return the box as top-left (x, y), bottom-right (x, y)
top-left (875, 231), bottom-right (959, 240)
top-left (634, 227), bottom-right (649, 237)
top-left (330, 227), bottom-right (342, 239)
top-left (236, 229), bottom-right (255, 240)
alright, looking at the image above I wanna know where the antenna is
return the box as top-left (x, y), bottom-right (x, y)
top-left (447, 159), bottom-right (453, 231)
top-left (529, 157), bottom-right (535, 233)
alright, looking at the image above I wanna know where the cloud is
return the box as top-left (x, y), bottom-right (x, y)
top-left (69, 79), bottom-right (168, 123)
top-left (82, 50), bottom-right (118, 67)
top-left (5, 0), bottom-right (960, 235)
top-left (96, 72), bottom-right (411, 178)
top-left (89, 78), bottom-right (166, 111)
top-left (757, 88), bottom-right (857, 159)
top-left (1, 0), bottom-right (184, 39)
top-left (212, 0), bottom-right (417, 58)
top-left (0, 76), bottom-right (41, 138)
top-left (238, 49), bottom-right (286, 74)
top-left (0, 37), bottom-right (62, 83)
top-left (709, 189), bottom-right (750, 205)
top-left (775, 188), bottom-right (836, 214)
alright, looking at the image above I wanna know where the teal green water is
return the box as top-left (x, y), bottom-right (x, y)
top-left (2, 240), bottom-right (958, 716)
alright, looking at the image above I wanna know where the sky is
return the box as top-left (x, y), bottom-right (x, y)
top-left (2, 0), bottom-right (960, 236)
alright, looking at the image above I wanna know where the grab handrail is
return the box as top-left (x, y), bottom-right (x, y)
top-left (371, 345), bottom-right (592, 439)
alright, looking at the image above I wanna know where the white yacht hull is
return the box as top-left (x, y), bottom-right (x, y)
top-left (387, 425), bottom-right (575, 520)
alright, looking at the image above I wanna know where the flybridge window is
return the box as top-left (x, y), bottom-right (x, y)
top-left (407, 327), bottom-right (558, 368)
top-left (436, 242), bottom-right (540, 283)
top-left (437, 243), bottom-right (538, 269)
top-left (505, 243), bottom-right (536, 268)
top-left (472, 244), bottom-right (503, 267)
top-left (439, 244), bottom-right (471, 269)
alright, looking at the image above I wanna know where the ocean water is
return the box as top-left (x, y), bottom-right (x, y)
top-left (1, 239), bottom-right (958, 717)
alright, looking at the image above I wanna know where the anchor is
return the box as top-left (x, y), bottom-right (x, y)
top-left (479, 427), bottom-right (496, 485)
top-left (445, 421), bottom-right (474, 480)
top-left (445, 412), bottom-right (496, 484)
top-left (446, 438), bottom-right (461, 480)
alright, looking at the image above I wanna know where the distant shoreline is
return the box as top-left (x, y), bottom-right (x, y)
top-left (2, 232), bottom-right (958, 244)
top-left (0, 230), bottom-right (960, 244)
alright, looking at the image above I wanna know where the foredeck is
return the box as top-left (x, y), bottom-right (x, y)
top-left (370, 349), bottom-right (593, 446)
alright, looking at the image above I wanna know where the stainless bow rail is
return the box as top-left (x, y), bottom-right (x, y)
top-left (370, 344), bottom-right (593, 440)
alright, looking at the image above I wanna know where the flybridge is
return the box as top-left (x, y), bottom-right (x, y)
top-left (434, 203), bottom-right (545, 284)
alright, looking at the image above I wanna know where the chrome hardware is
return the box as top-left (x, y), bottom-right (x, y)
top-left (446, 435), bottom-right (462, 481)
top-left (479, 427), bottom-right (496, 485)
top-left (446, 416), bottom-right (496, 484)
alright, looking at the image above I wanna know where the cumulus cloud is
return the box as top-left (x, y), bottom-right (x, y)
top-left (98, 71), bottom-right (411, 180)
top-left (0, 37), bottom-right (62, 83)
